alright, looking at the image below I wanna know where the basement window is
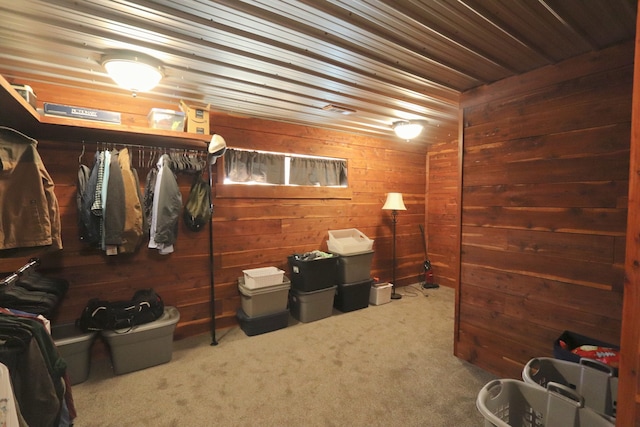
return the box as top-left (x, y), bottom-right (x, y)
top-left (223, 148), bottom-right (348, 187)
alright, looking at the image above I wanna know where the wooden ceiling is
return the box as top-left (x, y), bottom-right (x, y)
top-left (0, 0), bottom-right (636, 144)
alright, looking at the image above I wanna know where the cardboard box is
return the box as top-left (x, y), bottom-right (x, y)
top-left (179, 100), bottom-right (210, 134)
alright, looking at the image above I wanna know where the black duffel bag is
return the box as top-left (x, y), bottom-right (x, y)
top-left (76, 288), bottom-right (164, 332)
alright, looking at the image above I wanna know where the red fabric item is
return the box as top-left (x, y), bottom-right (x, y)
top-left (571, 344), bottom-right (620, 368)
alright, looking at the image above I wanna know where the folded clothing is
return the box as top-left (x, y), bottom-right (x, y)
top-left (16, 272), bottom-right (69, 298)
top-left (0, 286), bottom-right (59, 316)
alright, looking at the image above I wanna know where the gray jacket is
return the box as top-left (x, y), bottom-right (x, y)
top-left (149, 154), bottom-right (182, 248)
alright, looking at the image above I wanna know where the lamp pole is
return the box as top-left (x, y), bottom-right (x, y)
top-left (391, 209), bottom-right (402, 300)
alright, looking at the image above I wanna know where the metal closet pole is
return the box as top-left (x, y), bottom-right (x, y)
top-left (208, 156), bottom-right (218, 346)
top-left (1, 258), bottom-right (40, 287)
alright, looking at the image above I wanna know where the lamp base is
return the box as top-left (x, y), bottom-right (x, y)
top-left (391, 292), bottom-right (402, 300)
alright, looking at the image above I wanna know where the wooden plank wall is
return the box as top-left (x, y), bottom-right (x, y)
top-left (425, 139), bottom-right (460, 289)
top-left (456, 41), bottom-right (633, 379)
top-left (0, 80), bottom-right (429, 348)
top-left (617, 11), bottom-right (640, 425)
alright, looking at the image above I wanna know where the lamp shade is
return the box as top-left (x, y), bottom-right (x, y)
top-left (392, 121), bottom-right (424, 140)
top-left (382, 192), bottom-right (407, 211)
top-left (102, 51), bottom-right (163, 93)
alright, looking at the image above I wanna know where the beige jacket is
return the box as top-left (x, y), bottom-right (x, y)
top-left (117, 148), bottom-right (144, 253)
top-left (0, 127), bottom-right (62, 250)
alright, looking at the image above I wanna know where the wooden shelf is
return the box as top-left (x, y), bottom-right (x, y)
top-left (0, 74), bottom-right (210, 149)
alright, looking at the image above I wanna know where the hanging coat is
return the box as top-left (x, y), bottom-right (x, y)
top-left (0, 127), bottom-right (62, 250)
top-left (117, 148), bottom-right (144, 253)
top-left (148, 154), bottom-right (182, 254)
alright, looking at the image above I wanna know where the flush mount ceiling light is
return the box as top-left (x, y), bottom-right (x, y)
top-left (102, 51), bottom-right (163, 95)
top-left (392, 120), bottom-right (426, 140)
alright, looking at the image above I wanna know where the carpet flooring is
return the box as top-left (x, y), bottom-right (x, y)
top-left (71, 284), bottom-right (496, 427)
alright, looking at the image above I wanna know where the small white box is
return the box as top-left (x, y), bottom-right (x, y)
top-left (369, 283), bottom-right (392, 305)
top-left (242, 267), bottom-right (285, 289)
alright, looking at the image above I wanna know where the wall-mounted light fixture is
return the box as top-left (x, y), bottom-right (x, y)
top-left (392, 120), bottom-right (426, 141)
top-left (102, 51), bottom-right (163, 95)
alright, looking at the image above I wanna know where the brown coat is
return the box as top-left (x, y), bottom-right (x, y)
top-left (0, 127), bottom-right (61, 250)
top-left (117, 148), bottom-right (144, 253)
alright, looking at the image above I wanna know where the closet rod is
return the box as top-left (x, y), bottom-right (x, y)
top-left (95, 141), bottom-right (206, 152)
top-left (1, 258), bottom-right (40, 287)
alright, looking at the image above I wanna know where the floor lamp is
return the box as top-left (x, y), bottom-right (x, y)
top-left (382, 192), bottom-right (406, 300)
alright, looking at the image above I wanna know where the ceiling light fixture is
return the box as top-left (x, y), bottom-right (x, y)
top-left (392, 120), bottom-right (425, 141)
top-left (102, 51), bottom-right (163, 95)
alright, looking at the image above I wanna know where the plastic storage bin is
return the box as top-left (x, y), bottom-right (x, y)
top-left (238, 275), bottom-right (291, 317)
top-left (327, 228), bottom-right (374, 255)
top-left (147, 108), bottom-right (185, 131)
top-left (369, 283), bottom-right (392, 305)
top-left (11, 84), bottom-right (37, 109)
top-left (476, 379), bottom-right (614, 427)
top-left (52, 323), bottom-right (98, 385)
top-left (289, 286), bottom-right (337, 323)
top-left (236, 308), bottom-right (289, 336)
top-left (522, 357), bottom-right (618, 419)
top-left (242, 267), bottom-right (285, 290)
top-left (288, 254), bottom-right (338, 292)
top-left (335, 250), bottom-right (374, 283)
top-left (554, 330), bottom-right (619, 375)
top-left (334, 278), bottom-right (372, 312)
top-left (101, 306), bottom-right (180, 375)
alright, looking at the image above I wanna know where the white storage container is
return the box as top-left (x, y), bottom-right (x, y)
top-left (327, 228), bottom-right (373, 255)
top-left (242, 267), bottom-right (285, 289)
top-left (369, 283), bottom-right (392, 305)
